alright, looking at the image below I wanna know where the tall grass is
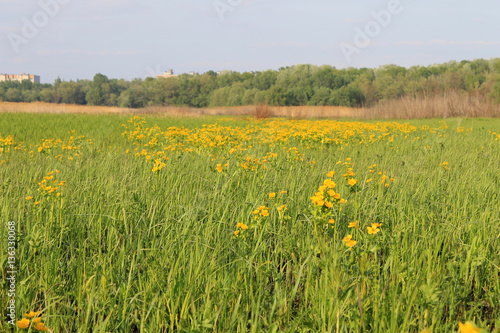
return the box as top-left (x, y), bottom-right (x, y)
top-left (364, 92), bottom-right (500, 119)
top-left (0, 114), bottom-right (499, 332)
top-left (2, 94), bottom-right (500, 119)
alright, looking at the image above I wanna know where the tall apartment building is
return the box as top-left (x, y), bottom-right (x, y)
top-left (0, 73), bottom-right (40, 84)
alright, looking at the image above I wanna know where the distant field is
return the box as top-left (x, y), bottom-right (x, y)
top-left (0, 113), bottom-right (499, 332)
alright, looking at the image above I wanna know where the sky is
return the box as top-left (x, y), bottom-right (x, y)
top-left (1, 0), bottom-right (500, 83)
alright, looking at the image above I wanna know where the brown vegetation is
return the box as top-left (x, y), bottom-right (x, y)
top-left (363, 91), bottom-right (500, 119)
top-left (1, 93), bottom-right (499, 119)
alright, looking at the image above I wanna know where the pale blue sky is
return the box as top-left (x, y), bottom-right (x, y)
top-left (1, 0), bottom-right (499, 83)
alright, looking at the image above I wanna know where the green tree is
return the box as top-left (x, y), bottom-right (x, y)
top-left (5, 88), bottom-right (22, 102)
top-left (86, 73), bottom-right (111, 106)
top-left (308, 87), bottom-right (333, 106)
top-left (58, 81), bottom-right (86, 104)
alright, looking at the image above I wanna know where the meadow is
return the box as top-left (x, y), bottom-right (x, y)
top-left (0, 112), bottom-right (499, 332)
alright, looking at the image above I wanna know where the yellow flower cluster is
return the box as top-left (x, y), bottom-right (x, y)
top-left (216, 163), bottom-right (229, 173)
top-left (36, 170), bottom-right (65, 199)
top-left (342, 234), bottom-right (357, 248)
top-left (16, 311), bottom-right (50, 331)
top-left (311, 172), bottom-right (345, 209)
top-left (234, 222), bottom-right (249, 237)
top-left (440, 161), bottom-right (449, 170)
top-left (121, 117), bottom-right (425, 167)
top-left (252, 206), bottom-right (269, 218)
top-left (367, 165), bottom-right (396, 188)
top-left (0, 134), bottom-right (15, 153)
top-left (152, 158), bottom-right (167, 172)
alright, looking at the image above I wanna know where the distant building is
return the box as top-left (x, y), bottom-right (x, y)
top-left (156, 69), bottom-right (179, 79)
top-left (156, 69), bottom-right (197, 79)
top-left (0, 73), bottom-right (40, 84)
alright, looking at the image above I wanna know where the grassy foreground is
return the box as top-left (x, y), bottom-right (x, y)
top-left (0, 113), bottom-right (499, 332)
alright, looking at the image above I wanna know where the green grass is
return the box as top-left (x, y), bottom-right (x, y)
top-left (1, 114), bottom-right (499, 332)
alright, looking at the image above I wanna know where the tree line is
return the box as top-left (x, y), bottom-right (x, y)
top-left (2, 59), bottom-right (500, 108)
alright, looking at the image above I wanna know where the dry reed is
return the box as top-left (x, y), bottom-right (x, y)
top-left (363, 92), bottom-right (500, 119)
top-left (1, 93), bottom-right (499, 120)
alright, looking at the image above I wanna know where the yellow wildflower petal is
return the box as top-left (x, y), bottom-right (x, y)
top-left (17, 318), bottom-right (30, 328)
top-left (458, 322), bottom-right (480, 333)
top-left (33, 322), bottom-right (50, 331)
top-left (23, 311), bottom-right (40, 318)
top-left (346, 240), bottom-right (357, 248)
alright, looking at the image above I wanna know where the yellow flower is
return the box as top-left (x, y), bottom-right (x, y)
top-left (17, 318), bottom-right (30, 329)
top-left (260, 210), bottom-right (269, 217)
top-left (326, 171), bottom-right (335, 178)
top-left (339, 199), bottom-right (347, 204)
top-left (385, 183), bottom-right (390, 188)
top-left (33, 321), bottom-right (50, 331)
top-left (348, 221), bottom-right (359, 229)
top-left (277, 205), bottom-right (287, 212)
top-left (216, 164), bottom-right (223, 173)
top-left (280, 191), bottom-right (287, 194)
top-left (34, 201), bottom-right (40, 205)
top-left (440, 161), bottom-right (449, 170)
top-left (323, 179), bottom-right (336, 189)
top-left (324, 201), bottom-right (333, 208)
top-left (345, 240), bottom-right (357, 247)
top-left (26, 196), bottom-right (33, 200)
top-left (347, 179), bottom-right (357, 186)
top-left (367, 223), bottom-right (382, 235)
top-left (366, 178), bottom-right (373, 183)
top-left (269, 192), bottom-right (276, 199)
top-left (328, 219), bottom-right (335, 224)
top-left (234, 230), bottom-right (240, 236)
top-left (458, 322), bottom-right (480, 333)
top-left (342, 234), bottom-right (353, 243)
top-left (23, 311), bottom-right (40, 318)
top-left (236, 223), bottom-right (248, 230)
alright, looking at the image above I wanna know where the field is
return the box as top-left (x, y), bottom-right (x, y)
top-left (1, 112), bottom-right (500, 332)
